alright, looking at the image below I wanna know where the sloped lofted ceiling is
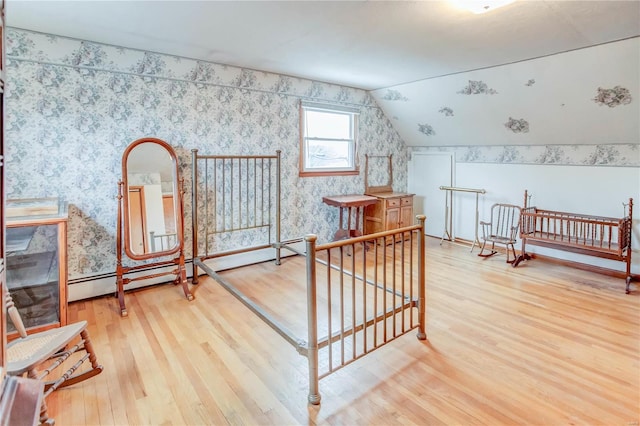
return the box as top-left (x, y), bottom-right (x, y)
top-left (7, 0), bottom-right (640, 91)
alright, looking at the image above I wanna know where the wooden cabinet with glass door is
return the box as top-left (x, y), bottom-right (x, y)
top-left (5, 198), bottom-right (68, 338)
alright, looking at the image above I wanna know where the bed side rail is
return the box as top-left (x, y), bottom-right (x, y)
top-left (304, 216), bottom-right (426, 404)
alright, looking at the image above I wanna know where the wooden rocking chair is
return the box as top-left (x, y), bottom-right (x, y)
top-left (478, 203), bottom-right (521, 263)
top-left (5, 293), bottom-right (103, 425)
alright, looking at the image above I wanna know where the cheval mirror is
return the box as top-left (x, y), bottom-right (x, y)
top-left (116, 137), bottom-right (193, 316)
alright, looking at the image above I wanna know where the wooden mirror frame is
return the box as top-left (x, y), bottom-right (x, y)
top-left (121, 138), bottom-right (182, 260)
top-left (116, 137), bottom-right (193, 317)
top-left (364, 154), bottom-right (393, 194)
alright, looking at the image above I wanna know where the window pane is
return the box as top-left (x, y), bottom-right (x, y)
top-left (299, 102), bottom-right (359, 175)
top-left (306, 139), bottom-right (352, 169)
top-left (305, 110), bottom-right (351, 139)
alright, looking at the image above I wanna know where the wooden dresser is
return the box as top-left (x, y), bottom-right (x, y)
top-left (363, 192), bottom-right (415, 242)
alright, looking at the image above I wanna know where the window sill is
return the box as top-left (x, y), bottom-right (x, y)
top-left (299, 169), bottom-right (360, 178)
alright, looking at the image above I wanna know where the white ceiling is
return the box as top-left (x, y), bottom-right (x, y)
top-left (6, 1), bottom-right (640, 91)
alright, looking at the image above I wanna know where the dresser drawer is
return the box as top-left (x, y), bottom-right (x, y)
top-left (401, 197), bottom-right (413, 206)
top-left (386, 198), bottom-right (400, 208)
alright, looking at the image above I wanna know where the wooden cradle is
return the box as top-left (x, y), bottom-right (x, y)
top-left (513, 190), bottom-right (634, 293)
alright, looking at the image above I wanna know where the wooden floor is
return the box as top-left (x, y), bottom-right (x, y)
top-left (46, 238), bottom-right (639, 425)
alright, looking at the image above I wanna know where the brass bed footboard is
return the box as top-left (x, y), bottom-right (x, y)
top-left (304, 217), bottom-right (426, 404)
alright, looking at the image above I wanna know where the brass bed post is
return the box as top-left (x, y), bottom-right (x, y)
top-left (275, 150), bottom-right (282, 265)
top-left (305, 234), bottom-right (321, 405)
top-left (191, 149), bottom-right (199, 284)
top-left (416, 215), bottom-right (427, 340)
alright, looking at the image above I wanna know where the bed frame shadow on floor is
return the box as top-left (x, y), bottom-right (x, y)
top-left (190, 150), bottom-right (427, 404)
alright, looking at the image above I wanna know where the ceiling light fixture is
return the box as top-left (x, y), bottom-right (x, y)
top-left (451, 0), bottom-right (516, 14)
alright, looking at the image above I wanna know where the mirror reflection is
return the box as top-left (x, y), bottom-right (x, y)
top-left (125, 142), bottom-right (178, 256)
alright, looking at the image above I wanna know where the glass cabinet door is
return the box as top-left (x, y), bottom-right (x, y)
top-left (6, 225), bottom-right (60, 332)
top-left (5, 199), bottom-right (68, 336)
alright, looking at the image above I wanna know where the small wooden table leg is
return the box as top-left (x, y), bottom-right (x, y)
top-left (333, 206), bottom-right (350, 241)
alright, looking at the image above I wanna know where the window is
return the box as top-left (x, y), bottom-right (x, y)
top-left (299, 102), bottom-right (359, 176)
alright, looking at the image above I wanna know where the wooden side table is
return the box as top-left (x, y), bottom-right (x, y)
top-left (322, 195), bottom-right (379, 241)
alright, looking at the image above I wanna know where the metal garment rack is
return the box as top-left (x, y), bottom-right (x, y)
top-left (439, 186), bottom-right (486, 252)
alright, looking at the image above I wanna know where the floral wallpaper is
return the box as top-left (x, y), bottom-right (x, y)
top-left (129, 173), bottom-right (161, 186)
top-left (418, 123), bottom-right (436, 136)
top-left (5, 28), bottom-right (409, 280)
top-left (412, 143), bottom-right (639, 166)
top-left (457, 80), bottom-right (498, 95)
top-left (504, 117), bottom-right (530, 134)
top-left (381, 89), bottom-right (408, 101)
top-left (439, 107), bottom-right (454, 117)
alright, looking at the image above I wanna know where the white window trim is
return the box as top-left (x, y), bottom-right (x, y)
top-left (299, 101), bottom-right (360, 176)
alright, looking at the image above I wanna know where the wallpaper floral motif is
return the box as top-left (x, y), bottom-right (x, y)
top-left (418, 123), bottom-right (436, 136)
top-left (592, 86), bottom-right (632, 108)
top-left (504, 117), bottom-right (530, 133)
top-left (457, 80), bottom-right (498, 95)
top-left (5, 28), bottom-right (409, 280)
top-left (381, 89), bottom-right (408, 101)
top-left (438, 107), bottom-right (454, 117)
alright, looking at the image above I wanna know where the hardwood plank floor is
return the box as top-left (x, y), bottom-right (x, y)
top-left (45, 238), bottom-right (639, 425)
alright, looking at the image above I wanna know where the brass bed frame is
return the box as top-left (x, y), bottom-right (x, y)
top-left (191, 150), bottom-right (427, 404)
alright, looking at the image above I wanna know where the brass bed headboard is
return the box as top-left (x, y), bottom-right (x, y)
top-left (191, 150), bottom-right (283, 279)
